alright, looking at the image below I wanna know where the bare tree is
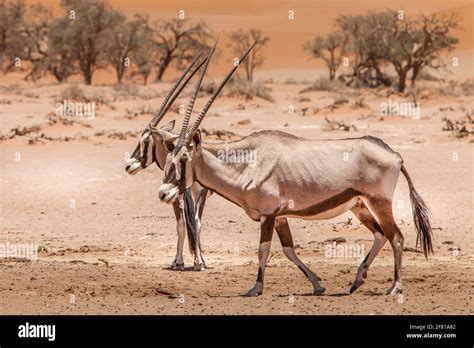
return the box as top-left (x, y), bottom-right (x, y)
top-left (20, 3), bottom-right (53, 81)
top-left (41, 18), bottom-right (79, 82)
top-left (130, 16), bottom-right (155, 85)
top-left (0, 0), bottom-right (27, 73)
top-left (336, 12), bottom-right (393, 88)
top-left (59, 0), bottom-right (123, 85)
top-left (151, 18), bottom-right (211, 82)
top-left (337, 10), bottom-right (459, 92)
top-left (104, 16), bottom-right (142, 83)
top-left (304, 32), bottom-right (348, 80)
top-left (228, 29), bottom-right (270, 82)
top-left (409, 13), bottom-right (460, 87)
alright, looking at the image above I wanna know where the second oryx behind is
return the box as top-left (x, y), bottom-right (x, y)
top-left (124, 48), bottom-right (214, 271)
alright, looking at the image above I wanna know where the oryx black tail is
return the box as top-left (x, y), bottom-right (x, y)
top-left (401, 165), bottom-right (434, 258)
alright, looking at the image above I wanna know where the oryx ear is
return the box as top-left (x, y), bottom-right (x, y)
top-left (150, 127), bottom-right (173, 139)
top-left (160, 120), bottom-right (175, 132)
top-left (192, 130), bottom-right (202, 153)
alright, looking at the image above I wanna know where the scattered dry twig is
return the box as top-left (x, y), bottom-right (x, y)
top-left (324, 117), bottom-right (357, 132)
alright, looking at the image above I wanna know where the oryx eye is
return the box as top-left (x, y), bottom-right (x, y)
top-left (144, 136), bottom-right (151, 143)
top-left (164, 141), bottom-right (175, 152)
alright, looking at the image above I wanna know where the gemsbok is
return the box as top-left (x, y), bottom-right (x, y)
top-left (154, 42), bottom-right (434, 296)
top-left (124, 48), bottom-right (213, 271)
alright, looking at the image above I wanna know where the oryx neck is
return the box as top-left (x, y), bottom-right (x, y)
top-left (193, 144), bottom-right (249, 209)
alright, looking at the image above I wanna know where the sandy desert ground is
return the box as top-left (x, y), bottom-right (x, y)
top-left (0, 78), bottom-right (473, 315)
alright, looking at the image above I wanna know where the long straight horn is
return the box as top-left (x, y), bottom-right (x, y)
top-left (176, 40), bottom-right (218, 149)
top-left (151, 56), bottom-right (207, 127)
top-left (185, 41), bottom-right (257, 142)
top-left (149, 48), bottom-right (205, 127)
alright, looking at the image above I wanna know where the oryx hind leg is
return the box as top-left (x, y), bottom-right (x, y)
top-left (275, 218), bottom-right (326, 295)
top-left (361, 197), bottom-right (404, 295)
top-left (171, 199), bottom-right (185, 271)
top-left (192, 188), bottom-right (208, 271)
top-left (349, 201), bottom-right (387, 293)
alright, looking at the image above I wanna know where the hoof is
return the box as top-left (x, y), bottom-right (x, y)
top-left (349, 280), bottom-right (364, 294)
top-left (245, 290), bottom-right (262, 297)
top-left (386, 284), bottom-right (403, 295)
top-left (245, 284), bottom-right (263, 297)
top-left (313, 287), bottom-right (326, 296)
top-left (171, 263), bottom-right (184, 271)
top-left (193, 263), bottom-right (207, 272)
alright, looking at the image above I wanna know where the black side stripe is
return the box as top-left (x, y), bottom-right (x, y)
top-left (152, 143), bottom-right (160, 169)
top-left (140, 141), bottom-right (149, 167)
top-left (164, 163), bottom-right (176, 183)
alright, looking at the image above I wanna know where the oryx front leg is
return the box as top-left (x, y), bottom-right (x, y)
top-left (275, 218), bottom-right (325, 295)
top-left (246, 215), bottom-right (275, 297)
top-left (171, 199), bottom-right (185, 271)
top-left (349, 202), bottom-right (388, 293)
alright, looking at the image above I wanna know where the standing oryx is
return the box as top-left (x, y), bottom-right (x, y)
top-left (154, 42), bottom-right (434, 296)
top-left (124, 48), bottom-right (213, 271)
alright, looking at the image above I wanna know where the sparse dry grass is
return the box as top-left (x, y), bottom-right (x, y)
top-left (442, 114), bottom-right (474, 139)
top-left (59, 84), bottom-right (88, 102)
top-left (225, 78), bottom-right (274, 102)
top-left (300, 78), bottom-right (345, 93)
top-left (460, 79), bottom-right (474, 96)
top-left (434, 80), bottom-right (474, 97)
top-left (57, 84), bottom-right (114, 106)
top-left (324, 116), bottom-right (357, 132)
top-left (125, 105), bottom-right (155, 118)
top-left (112, 83), bottom-right (160, 101)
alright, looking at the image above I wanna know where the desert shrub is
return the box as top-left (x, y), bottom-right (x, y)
top-left (300, 78), bottom-right (345, 93)
top-left (298, 96), bottom-right (311, 102)
top-left (324, 116), bottom-right (357, 131)
top-left (284, 78), bottom-right (298, 85)
top-left (200, 80), bottom-right (217, 95)
top-left (442, 114), bottom-right (473, 138)
top-left (23, 91), bottom-right (39, 98)
top-left (435, 81), bottom-right (462, 97)
top-left (0, 83), bottom-right (22, 95)
top-left (137, 87), bottom-right (159, 100)
top-left (60, 84), bottom-right (87, 102)
top-left (417, 70), bottom-right (441, 81)
top-left (225, 78), bottom-right (274, 102)
top-left (439, 79), bottom-right (474, 97)
top-left (112, 83), bottom-right (158, 100)
top-left (352, 97), bottom-right (367, 108)
top-left (57, 84), bottom-right (111, 104)
top-left (125, 105), bottom-right (154, 118)
top-left (460, 79), bottom-right (474, 96)
top-left (112, 83), bottom-right (139, 100)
